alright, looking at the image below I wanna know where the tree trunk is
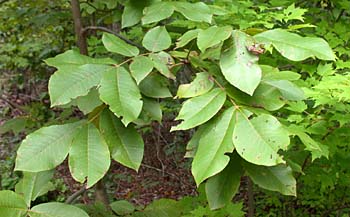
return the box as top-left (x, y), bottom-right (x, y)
top-left (71, 0), bottom-right (88, 55)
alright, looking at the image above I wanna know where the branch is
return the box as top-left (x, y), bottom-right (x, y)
top-left (82, 26), bottom-right (144, 49)
top-left (65, 185), bottom-right (87, 204)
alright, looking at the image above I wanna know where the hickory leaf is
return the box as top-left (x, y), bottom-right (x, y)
top-left (171, 88), bottom-right (226, 131)
top-left (99, 67), bottom-right (143, 126)
top-left (143, 26), bottom-right (171, 52)
top-left (142, 2), bottom-right (174, 24)
top-left (244, 163), bottom-right (296, 196)
top-left (139, 74), bottom-right (172, 98)
top-left (233, 112), bottom-right (290, 166)
top-left (220, 30), bottom-right (262, 95)
top-left (15, 121), bottom-right (83, 172)
top-left (197, 26), bottom-right (232, 52)
top-left (15, 170), bottom-right (54, 207)
top-left (254, 29), bottom-right (335, 61)
top-left (129, 56), bottom-right (154, 84)
top-left (173, 2), bottom-right (212, 23)
top-left (100, 109), bottom-right (144, 171)
top-left (68, 123), bottom-right (110, 188)
top-left (176, 72), bottom-right (214, 98)
top-left (49, 64), bottom-right (112, 107)
top-left (102, 33), bottom-right (139, 57)
top-left (44, 50), bottom-right (116, 69)
top-left (192, 107), bottom-right (236, 185)
top-left (205, 153), bottom-right (243, 210)
top-left (29, 202), bottom-right (89, 217)
top-left (149, 52), bottom-right (175, 79)
top-left (176, 29), bottom-right (200, 48)
top-left (0, 190), bottom-right (27, 217)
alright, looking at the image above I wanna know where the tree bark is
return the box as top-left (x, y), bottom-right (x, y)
top-left (71, 0), bottom-right (88, 55)
top-left (247, 177), bottom-right (255, 217)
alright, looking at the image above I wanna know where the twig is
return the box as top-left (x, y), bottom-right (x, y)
top-left (66, 184), bottom-right (87, 204)
top-left (82, 26), bottom-right (143, 49)
top-left (0, 95), bottom-right (26, 113)
top-left (141, 163), bottom-right (177, 178)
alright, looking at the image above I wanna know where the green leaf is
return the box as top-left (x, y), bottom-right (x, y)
top-left (110, 200), bottom-right (135, 216)
top-left (0, 190), bottom-right (27, 217)
top-left (197, 26), bottom-right (232, 52)
top-left (0, 117), bottom-right (27, 135)
top-left (264, 80), bottom-right (305, 101)
top-left (192, 107), bottom-right (236, 185)
top-left (205, 154), bottom-right (243, 210)
top-left (283, 3), bottom-right (307, 22)
top-left (49, 64), bottom-right (112, 107)
top-left (261, 66), bottom-right (301, 81)
top-left (244, 83), bottom-right (285, 111)
top-left (243, 163), bottom-right (296, 196)
top-left (121, 2), bottom-right (143, 28)
top-left (173, 2), bottom-right (212, 23)
top-left (29, 202), bottom-right (89, 217)
top-left (143, 199), bottom-right (181, 217)
top-left (288, 125), bottom-right (329, 161)
top-left (15, 121), bottom-right (83, 172)
top-left (220, 30), bottom-right (262, 95)
top-left (233, 112), bottom-right (290, 166)
top-left (15, 170), bottom-right (54, 207)
top-left (69, 123), bottom-right (110, 188)
top-left (100, 109), bottom-right (144, 171)
top-left (102, 33), bottom-right (139, 57)
top-left (149, 52), bottom-right (175, 79)
top-left (139, 97), bottom-right (162, 123)
top-left (142, 2), bottom-right (174, 24)
top-left (45, 50), bottom-right (116, 69)
top-left (171, 88), bottom-right (226, 131)
top-left (176, 72), bottom-right (214, 98)
top-left (139, 74), bottom-right (172, 98)
top-left (75, 87), bottom-right (103, 114)
top-left (99, 67), bottom-right (143, 126)
top-left (129, 56), bottom-right (154, 84)
top-left (184, 125), bottom-right (209, 158)
top-left (176, 29), bottom-right (200, 48)
top-left (142, 26), bottom-right (171, 52)
top-left (254, 29), bottom-right (335, 61)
